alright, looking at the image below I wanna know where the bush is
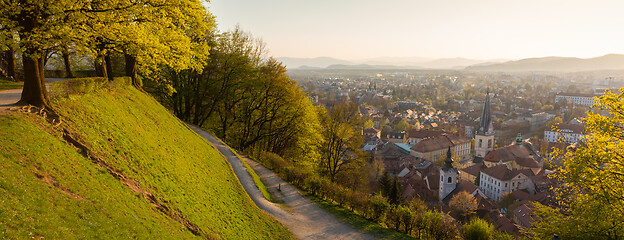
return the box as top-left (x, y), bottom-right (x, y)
top-left (463, 218), bottom-right (495, 240)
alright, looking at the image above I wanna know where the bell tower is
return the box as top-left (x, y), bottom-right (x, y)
top-left (474, 90), bottom-right (495, 160)
top-left (439, 147), bottom-right (458, 201)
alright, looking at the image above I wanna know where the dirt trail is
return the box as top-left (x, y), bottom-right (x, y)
top-left (188, 124), bottom-right (376, 240)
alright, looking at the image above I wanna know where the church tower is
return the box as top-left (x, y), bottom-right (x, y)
top-left (474, 90), bottom-right (495, 161)
top-left (439, 147), bottom-right (458, 201)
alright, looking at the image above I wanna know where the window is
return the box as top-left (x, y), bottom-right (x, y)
top-left (505, 183), bottom-right (508, 187)
top-left (488, 139), bottom-right (492, 148)
top-left (440, 176), bottom-right (443, 182)
top-left (479, 139), bottom-right (482, 148)
top-left (448, 177), bottom-right (452, 183)
top-left (512, 182), bottom-right (515, 187)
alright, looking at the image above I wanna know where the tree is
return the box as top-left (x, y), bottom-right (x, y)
top-left (0, 0), bottom-right (212, 109)
top-left (528, 90), bottom-right (624, 239)
top-left (319, 103), bottom-right (363, 182)
top-left (449, 191), bottom-right (477, 222)
top-left (393, 118), bottom-right (410, 132)
top-left (364, 119), bottom-right (374, 129)
top-left (463, 217), bottom-right (495, 240)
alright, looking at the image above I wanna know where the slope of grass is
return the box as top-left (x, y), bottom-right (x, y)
top-left (0, 84), bottom-right (292, 239)
top-left (0, 78), bottom-right (22, 90)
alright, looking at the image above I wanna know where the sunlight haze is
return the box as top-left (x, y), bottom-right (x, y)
top-left (208, 0), bottom-right (624, 60)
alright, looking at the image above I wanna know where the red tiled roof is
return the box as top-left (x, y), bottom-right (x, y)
top-left (461, 163), bottom-right (486, 177)
top-left (481, 165), bottom-right (534, 181)
top-left (363, 128), bottom-right (380, 134)
top-left (513, 203), bottom-right (535, 228)
top-left (484, 144), bottom-right (537, 163)
top-left (408, 129), bottom-right (446, 139)
top-left (548, 123), bottom-right (585, 134)
top-left (410, 134), bottom-right (470, 153)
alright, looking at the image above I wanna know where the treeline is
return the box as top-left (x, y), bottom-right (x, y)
top-left (148, 27), bottom-right (322, 165)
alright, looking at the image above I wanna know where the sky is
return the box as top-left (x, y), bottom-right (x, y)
top-left (206, 0), bottom-right (624, 60)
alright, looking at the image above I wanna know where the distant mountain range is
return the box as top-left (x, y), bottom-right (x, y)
top-left (277, 56), bottom-right (507, 70)
top-left (278, 54), bottom-right (624, 72)
top-left (465, 54), bottom-right (624, 72)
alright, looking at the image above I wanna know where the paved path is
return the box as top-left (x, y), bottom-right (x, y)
top-left (0, 88), bottom-right (22, 110)
top-left (0, 78), bottom-right (66, 110)
top-left (187, 124), bottom-right (375, 240)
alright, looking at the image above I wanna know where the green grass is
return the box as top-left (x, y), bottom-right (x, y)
top-left (239, 155), bottom-right (274, 202)
top-left (308, 195), bottom-right (418, 240)
top-left (0, 78), bottom-right (22, 90)
top-left (0, 85), bottom-right (292, 239)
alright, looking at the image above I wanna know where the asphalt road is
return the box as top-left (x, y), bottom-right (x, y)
top-left (0, 78), bottom-right (66, 110)
top-left (187, 124), bottom-right (376, 240)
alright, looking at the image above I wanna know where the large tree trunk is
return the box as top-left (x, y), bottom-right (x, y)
top-left (61, 48), bottom-right (73, 78)
top-left (104, 54), bottom-right (113, 82)
top-left (124, 53), bottom-right (138, 87)
top-left (4, 49), bottom-right (17, 81)
top-left (18, 54), bottom-right (51, 109)
top-left (94, 55), bottom-right (107, 78)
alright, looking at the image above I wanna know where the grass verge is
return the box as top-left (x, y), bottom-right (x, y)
top-left (228, 147), bottom-right (273, 203)
top-left (0, 78), bottom-right (22, 90)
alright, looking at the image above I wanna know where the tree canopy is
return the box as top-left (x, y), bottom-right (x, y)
top-left (529, 90), bottom-right (624, 239)
top-left (0, 0), bottom-right (213, 108)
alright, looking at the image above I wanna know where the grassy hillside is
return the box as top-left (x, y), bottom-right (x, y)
top-left (0, 83), bottom-right (292, 239)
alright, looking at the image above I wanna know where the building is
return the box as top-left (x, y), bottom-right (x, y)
top-left (483, 135), bottom-right (542, 175)
top-left (407, 129), bottom-right (445, 145)
top-left (544, 123), bottom-right (586, 143)
top-left (363, 127), bottom-right (381, 139)
top-left (460, 163), bottom-right (486, 184)
top-left (479, 165), bottom-right (533, 201)
top-left (410, 133), bottom-right (471, 162)
top-left (555, 93), bottom-right (597, 107)
top-left (474, 91), bottom-right (495, 161)
top-left (439, 148), bottom-right (458, 201)
top-left (387, 131), bottom-right (407, 143)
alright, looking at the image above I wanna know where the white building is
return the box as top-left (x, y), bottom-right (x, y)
top-left (555, 93), bottom-right (596, 107)
top-left (479, 165), bottom-right (533, 201)
top-left (544, 123), bottom-right (586, 143)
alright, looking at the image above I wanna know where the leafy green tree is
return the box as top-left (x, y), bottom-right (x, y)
top-left (364, 119), bottom-right (374, 129)
top-left (449, 191), bottom-right (477, 222)
top-left (528, 90), bottom-right (624, 239)
top-left (0, 0), bottom-right (212, 109)
top-left (319, 103), bottom-right (363, 182)
top-left (463, 217), bottom-right (495, 240)
top-left (393, 118), bottom-right (410, 132)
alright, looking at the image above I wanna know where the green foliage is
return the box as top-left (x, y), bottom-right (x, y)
top-left (364, 119), bottom-right (374, 129)
top-left (449, 191), bottom-right (477, 222)
top-left (256, 151), bottom-right (460, 240)
top-left (528, 89), bottom-right (624, 239)
top-left (0, 86), bottom-right (292, 239)
top-left (462, 218), bottom-right (495, 240)
top-left (393, 118), bottom-right (410, 132)
top-left (150, 27), bottom-right (321, 170)
top-left (319, 103), bottom-right (364, 182)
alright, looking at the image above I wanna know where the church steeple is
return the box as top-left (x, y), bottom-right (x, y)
top-left (477, 90), bottom-right (494, 136)
top-left (473, 89), bottom-right (495, 161)
top-left (442, 147), bottom-right (454, 171)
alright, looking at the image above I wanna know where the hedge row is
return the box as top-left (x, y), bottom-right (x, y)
top-left (257, 152), bottom-right (460, 239)
top-left (48, 76), bottom-right (132, 97)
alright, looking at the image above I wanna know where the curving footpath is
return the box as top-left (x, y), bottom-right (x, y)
top-left (187, 124), bottom-right (375, 240)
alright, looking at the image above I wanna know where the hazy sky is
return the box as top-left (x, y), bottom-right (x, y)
top-left (207, 0), bottom-right (624, 60)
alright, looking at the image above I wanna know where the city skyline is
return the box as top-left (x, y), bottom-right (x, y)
top-left (208, 0), bottom-right (624, 60)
